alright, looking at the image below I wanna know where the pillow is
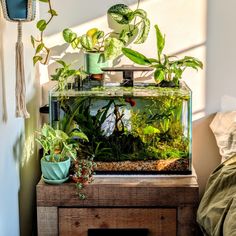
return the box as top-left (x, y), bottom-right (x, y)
top-left (210, 111), bottom-right (236, 162)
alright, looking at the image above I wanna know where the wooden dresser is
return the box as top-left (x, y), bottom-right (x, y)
top-left (37, 175), bottom-right (199, 236)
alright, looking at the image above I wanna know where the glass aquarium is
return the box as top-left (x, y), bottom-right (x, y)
top-left (49, 81), bottom-right (192, 174)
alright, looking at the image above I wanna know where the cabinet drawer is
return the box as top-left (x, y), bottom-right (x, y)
top-left (59, 208), bottom-right (177, 236)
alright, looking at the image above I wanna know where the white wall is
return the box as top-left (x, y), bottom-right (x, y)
top-left (206, 0), bottom-right (236, 114)
top-left (0, 6), bottom-right (40, 236)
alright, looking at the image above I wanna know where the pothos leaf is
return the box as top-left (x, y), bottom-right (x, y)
top-left (63, 28), bottom-right (77, 43)
top-left (104, 37), bottom-right (124, 60)
top-left (33, 56), bottom-right (43, 65)
top-left (36, 20), bottom-right (47, 32)
top-left (80, 35), bottom-right (93, 51)
top-left (134, 18), bottom-right (150, 44)
top-left (36, 43), bottom-right (44, 54)
top-left (108, 4), bottom-right (133, 24)
top-left (133, 9), bottom-right (147, 19)
top-left (48, 9), bottom-right (58, 16)
top-left (119, 29), bottom-right (130, 44)
top-left (71, 37), bottom-right (81, 49)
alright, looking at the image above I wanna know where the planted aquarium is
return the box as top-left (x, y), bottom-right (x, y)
top-left (49, 77), bottom-right (192, 175)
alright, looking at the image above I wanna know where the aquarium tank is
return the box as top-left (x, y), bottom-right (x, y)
top-left (49, 68), bottom-right (192, 175)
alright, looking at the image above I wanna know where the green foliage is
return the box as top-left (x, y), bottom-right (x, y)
top-left (62, 2), bottom-right (150, 60)
top-left (35, 124), bottom-right (88, 162)
top-left (31, 0), bottom-right (58, 65)
top-left (122, 24), bottom-right (203, 87)
top-left (57, 95), bottom-right (189, 163)
top-left (50, 60), bottom-right (87, 91)
top-left (63, 27), bottom-right (123, 60)
top-left (108, 3), bottom-right (150, 44)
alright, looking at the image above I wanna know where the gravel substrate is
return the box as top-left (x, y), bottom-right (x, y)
top-left (95, 159), bottom-right (189, 171)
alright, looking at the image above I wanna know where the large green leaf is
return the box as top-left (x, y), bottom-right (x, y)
top-left (154, 24), bottom-right (165, 60)
top-left (108, 4), bottom-right (133, 24)
top-left (104, 37), bottom-right (124, 59)
top-left (134, 18), bottom-right (150, 44)
top-left (122, 48), bottom-right (151, 65)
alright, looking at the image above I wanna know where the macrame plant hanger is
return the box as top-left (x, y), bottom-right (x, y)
top-left (0, 0), bottom-right (36, 118)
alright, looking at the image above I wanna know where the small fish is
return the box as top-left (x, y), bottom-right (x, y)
top-left (125, 97), bottom-right (136, 107)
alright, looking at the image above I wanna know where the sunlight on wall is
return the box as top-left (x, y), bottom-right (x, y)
top-left (39, 0), bottom-right (207, 121)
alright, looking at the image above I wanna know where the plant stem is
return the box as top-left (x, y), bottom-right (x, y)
top-left (35, 0), bottom-right (57, 65)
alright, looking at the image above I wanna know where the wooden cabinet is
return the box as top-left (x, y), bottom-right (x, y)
top-left (37, 175), bottom-right (199, 236)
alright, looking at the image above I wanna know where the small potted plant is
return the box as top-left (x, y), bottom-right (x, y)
top-left (36, 124), bottom-right (88, 184)
top-left (122, 24), bottom-right (203, 87)
top-left (50, 60), bottom-right (87, 92)
top-left (62, 3), bottom-right (150, 80)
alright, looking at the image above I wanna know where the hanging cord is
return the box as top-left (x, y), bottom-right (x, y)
top-left (15, 21), bottom-right (30, 118)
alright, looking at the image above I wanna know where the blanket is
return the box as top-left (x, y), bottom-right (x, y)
top-left (197, 155), bottom-right (236, 236)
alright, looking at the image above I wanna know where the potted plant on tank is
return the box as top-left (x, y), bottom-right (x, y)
top-left (62, 2), bottom-right (150, 80)
top-left (36, 124), bottom-right (88, 184)
top-left (122, 24), bottom-right (203, 87)
top-left (50, 60), bottom-right (87, 92)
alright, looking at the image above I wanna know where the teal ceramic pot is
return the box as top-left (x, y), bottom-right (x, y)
top-left (84, 52), bottom-right (109, 75)
top-left (41, 157), bottom-right (71, 182)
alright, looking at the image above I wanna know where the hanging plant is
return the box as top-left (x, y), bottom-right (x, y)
top-left (0, 0), bottom-right (37, 118)
top-left (31, 0), bottom-right (58, 65)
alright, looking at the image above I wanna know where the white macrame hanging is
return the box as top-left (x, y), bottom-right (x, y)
top-left (0, 0), bottom-right (36, 118)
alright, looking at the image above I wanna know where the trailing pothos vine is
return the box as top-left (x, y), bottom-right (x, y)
top-left (31, 0), bottom-right (57, 65)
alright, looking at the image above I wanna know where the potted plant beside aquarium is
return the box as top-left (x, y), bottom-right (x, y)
top-left (36, 124), bottom-right (85, 184)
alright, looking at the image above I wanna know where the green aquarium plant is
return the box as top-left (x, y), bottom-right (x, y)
top-left (122, 24), bottom-right (203, 87)
top-left (50, 60), bottom-right (87, 92)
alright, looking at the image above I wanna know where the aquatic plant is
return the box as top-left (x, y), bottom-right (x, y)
top-left (54, 94), bottom-right (189, 163)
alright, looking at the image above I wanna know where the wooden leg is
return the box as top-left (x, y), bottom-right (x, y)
top-left (177, 206), bottom-right (198, 236)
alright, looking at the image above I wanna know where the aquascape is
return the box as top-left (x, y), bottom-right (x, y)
top-left (49, 80), bottom-right (192, 174)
